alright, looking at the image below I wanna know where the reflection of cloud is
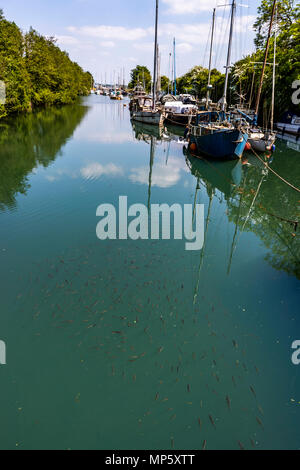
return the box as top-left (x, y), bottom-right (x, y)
top-left (130, 163), bottom-right (181, 189)
top-left (75, 131), bottom-right (132, 144)
top-left (80, 163), bottom-right (123, 181)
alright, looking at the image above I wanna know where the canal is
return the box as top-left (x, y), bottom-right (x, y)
top-left (0, 95), bottom-right (299, 450)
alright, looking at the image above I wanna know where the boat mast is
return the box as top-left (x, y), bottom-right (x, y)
top-left (270, 4), bottom-right (277, 132)
top-left (221, 0), bottom-right (236, 112)
top-left (168, 52), bottom-right (172, 94)
top-left (152, 0), bottom-right (159, 110)
top-left (173, 38), bottom-right (177, 96)
top-left (206, 8), bottom-right (216, 109)
top-left (255, 0), bottom-right (277, 122)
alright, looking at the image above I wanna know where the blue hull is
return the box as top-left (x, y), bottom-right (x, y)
top-left (190, 129), bottom-right (248, 160)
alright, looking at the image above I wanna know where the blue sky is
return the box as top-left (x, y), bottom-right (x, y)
top-left (1, 0), bottom-right (262, 82)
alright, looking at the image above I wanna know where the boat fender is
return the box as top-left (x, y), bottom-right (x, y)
top-left (271, 144), bottom-right (276, 153)
top-left (190, 143), bottom-right (197, 152)
top-left (245, 142), bottom-right (251, 151)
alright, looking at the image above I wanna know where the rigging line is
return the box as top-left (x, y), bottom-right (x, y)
top-left (251, 148), bottom-right (300, 193)
top-left (231, 172), bottom-right (266, 256)
top-left (213, 6), bottom-right (227, 70)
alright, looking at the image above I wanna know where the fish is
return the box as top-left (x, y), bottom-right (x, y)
top-left (226, 395), bottom-right (231, 411)
top-left (256, 416), bottom-right (263, 428)
top-left (202, 440), bottom-right (207, 450)
top-left (187, 384), bottom-right (191, 393)
top-left (250, 386), bottom-right (257, 399)
top-left (198, 418), bottom-right (202, 429)
top-left (232, 340), bottom-right (238, 349)
top-left (209, 415), bottom-right (216, 429)
top-left (238, 441), bottom-right (245, 450)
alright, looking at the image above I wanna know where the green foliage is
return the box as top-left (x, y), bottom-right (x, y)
top-left (0, 11), bottom-right (93, 119)
top-left (231, 0), bottom-right (300, 121)
top-left (160, 75), bottom-right (169, 92)
top-left (128, 66), bottom-right (152, 92)
top-left (176, 66), bottom-right (225, 100)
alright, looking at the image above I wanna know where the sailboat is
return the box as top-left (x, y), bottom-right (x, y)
top-left (187, 1), bottom-right (248, 160)
top-left (237, 0), bottom-right (277, 153)
top-left (130, 0), bottom-right (164, 126)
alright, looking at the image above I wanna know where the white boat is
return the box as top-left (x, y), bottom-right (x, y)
top-left (277, 113), bottom-right (300, 135)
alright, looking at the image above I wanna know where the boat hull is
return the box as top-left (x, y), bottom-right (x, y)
top-left (165, 113), bottom-right (196, 127)
top-left (276, 123), bottom-right (300, 136)
top-left (248, 133), bottom-right (276, 152)
top-left (132, 111), bottom-right (164, 126)
top-left (189, 129), bottom-right (248, 160)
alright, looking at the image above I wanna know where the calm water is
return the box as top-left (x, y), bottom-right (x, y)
top-left (0, 95), bottom-right (299, 450)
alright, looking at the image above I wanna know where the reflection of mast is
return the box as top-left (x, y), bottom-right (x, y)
top-left (227, 171), bottom-right (248, 275)
top-left (227, 170), bottom-right (266, 273)
top-left (148, 135), bottom-right (155, 210)
top-left (193, 185), bottom-right (214, 305)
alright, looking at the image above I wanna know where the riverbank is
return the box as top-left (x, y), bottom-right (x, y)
top-left (0, 10), bottom-right (92, 120)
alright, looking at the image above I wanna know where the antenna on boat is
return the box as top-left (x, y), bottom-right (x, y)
top-left (254, 0), bottom-right (277, 124)
top-left (152, 0), bottom-right (159, 111)
top-left (221, 0), bottom-right (236, 112)
top-left (173, 38), bottom-right (177, 96)
top-left (206, 8), bottom-right (216, 110)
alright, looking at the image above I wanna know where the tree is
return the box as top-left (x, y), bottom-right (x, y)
top-left (160, 75), bottom-right (170, 93)
top-left (128, 66), bottom-right (152, 92)
top-left (176, 66), bottom-right (225, 100)
top-left (0, 10), bottom-right (93, 119)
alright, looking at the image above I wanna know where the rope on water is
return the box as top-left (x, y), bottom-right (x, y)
top-left (250, 147), bottom-right (300, 194)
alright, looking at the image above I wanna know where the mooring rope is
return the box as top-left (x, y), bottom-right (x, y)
top-left (250, 146), bottom-right (300, 194)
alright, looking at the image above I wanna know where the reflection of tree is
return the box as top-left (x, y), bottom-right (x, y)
top-left (184, 144), bottom-right (300, 280)
top-left (226, 153), bottom-right (300, 279)
top-left (0, 103), bottom-right (88, 210)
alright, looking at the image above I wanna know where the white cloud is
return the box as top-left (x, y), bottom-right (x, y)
top-left (67, 25), bottom-right (148, 41)
top-left (81, 163), bottom-right (123, 181)
top-left (56, 35), bottom-right (79, 46)
top-left (100, 41), bottom-right (115, 48)
top-left (177, 42), bottom-right (193, 53)
top-left (162, 0), bottom-right (215, 15)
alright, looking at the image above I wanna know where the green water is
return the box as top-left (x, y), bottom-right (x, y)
top-left (0, 95), bottom-right (299, 450)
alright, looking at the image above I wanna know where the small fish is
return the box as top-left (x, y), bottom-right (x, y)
top-left (226, 395), bottom-right (231, 411)
top-left (250, 438), bottom-right (256, 448)
top-left (258, 405), bottom-right (264, 416)
top-left (238, 441), bottom-right (245, 450)
top-left (198, 418), bottom-right (202, 429)
top-left (209, 415), bottom-right (216, 429)
top-left (187, 384), bottom-right (191, 393)
top-left (250, 386), bottom-right (257, 399)
top-left (256, 416), bottom-right (264, 428)
top-left (202, 440), bottom-right (207, 450)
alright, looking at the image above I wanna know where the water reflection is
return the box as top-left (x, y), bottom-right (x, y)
top-left (0, 103), bottom-right (89, 211)
top-left (183, 144), bottom-right (300, 280)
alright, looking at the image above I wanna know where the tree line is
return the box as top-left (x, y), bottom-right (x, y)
top-left (129, 0), bottom-right (299, 121)
top-left (0, 9), bottom-right (93, 119)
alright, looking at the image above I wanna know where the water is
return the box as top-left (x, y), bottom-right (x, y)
top-left (0, 95), bottom-right (299, 450)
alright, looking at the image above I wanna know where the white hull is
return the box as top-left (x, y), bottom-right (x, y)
top-left (132, 111), bottom-right (164, 126)
top-left (276, 123), bottom-right (300, 135)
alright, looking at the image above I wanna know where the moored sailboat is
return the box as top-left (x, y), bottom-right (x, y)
top-left (130, 0), bottom-right (164, 126)
top-left (187, 1), bottom-right (248, 160)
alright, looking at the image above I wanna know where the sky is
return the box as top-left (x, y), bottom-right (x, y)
top-left (0, 0), bottom-right (262, 83)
